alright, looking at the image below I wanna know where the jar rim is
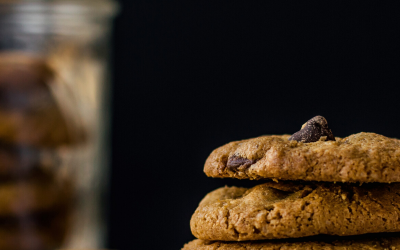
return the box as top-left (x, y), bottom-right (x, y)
top-left (0, 0), bottom-right (119, 18)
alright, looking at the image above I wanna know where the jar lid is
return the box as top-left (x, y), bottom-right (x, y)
top-left (0, 0), bottom-right (119, 18)
top-left (0, 0), bottom-right (119, 42)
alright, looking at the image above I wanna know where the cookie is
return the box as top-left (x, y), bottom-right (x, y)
top-left (0, 143), bottom-right (59, 178)
top-left (182, 234), bottom-right (400, 250)
top-left (0, 209), bottom-right (70, 250)
top-left (191, 181), bottom-right (400, 241)
top-left (204, 132), bottom-right (400, 183)
top-left (0, 52), bottom-right (86, 147)
top-left (0, 173), bottom-right (73, 216)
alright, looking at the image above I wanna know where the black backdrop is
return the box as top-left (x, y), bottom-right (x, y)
top-left (108, 1), bottom-right (400, 249)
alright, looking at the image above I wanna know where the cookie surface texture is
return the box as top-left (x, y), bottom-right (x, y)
top-left (190, 181), bottom-right (400, 241)
top-left (182, 234), bottom-right (400, 250)
top-left (205, 132), bottom-right (400, 182)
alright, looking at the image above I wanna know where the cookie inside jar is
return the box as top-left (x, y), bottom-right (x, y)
top-left (0, 52), bottom-right (85, 250)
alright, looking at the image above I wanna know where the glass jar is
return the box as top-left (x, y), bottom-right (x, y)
top-left (0, 0), bottom-right (118, 249)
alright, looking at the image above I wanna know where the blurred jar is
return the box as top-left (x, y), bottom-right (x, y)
top-left (0, 0), bottom-right (118, 249)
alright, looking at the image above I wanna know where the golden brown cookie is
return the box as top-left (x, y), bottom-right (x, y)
top-left (0, 209), bottom-right (70, 250)
top-left (205, 132), bottom-right (400, 183)
top-left (0, 143), bottom-right (59, 177)
top-left (182, 234), bottom-right (400, 250)
top-left (191, 181), bottom-right (400, 241)
top-left (0, 172), bottom-right (73, 216)
top-left (0, 52), bottom-right (85, 148)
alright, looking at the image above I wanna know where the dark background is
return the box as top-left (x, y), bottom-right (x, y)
top-left (108, 1), bottom-right (400, 249)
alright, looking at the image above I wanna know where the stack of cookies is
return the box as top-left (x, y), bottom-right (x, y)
top-left (0, 53), bottom-right (83, 250)
top-left (182, 116), bottom-right (400, 250)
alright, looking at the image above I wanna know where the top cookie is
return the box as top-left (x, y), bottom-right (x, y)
top-left (0, 52), bottom-right (86, 147)
top-left (205, 132), bottom-right (400, 183)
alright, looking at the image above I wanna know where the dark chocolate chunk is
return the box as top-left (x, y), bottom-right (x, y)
top-left (227, 156), bottom-right (257, 170)
top-left (289, 116), bottom-right (335, 143)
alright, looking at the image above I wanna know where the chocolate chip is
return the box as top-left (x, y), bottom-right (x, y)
top-left (289, 116), bottom-right (335, 143)
top-left (227, 156), bottom-right (257, 170)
